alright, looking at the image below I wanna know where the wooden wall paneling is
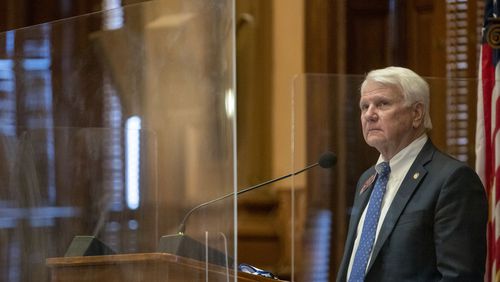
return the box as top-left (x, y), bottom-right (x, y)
top-left (346, 0), bottom-right (390, 74)
top-left (0, 0), bottom-right (105, 33)
top-left (303, 1), bottom-right (336, 277)
top-left (235, 0), bottom-right (277, 274)
top-left (235, 0), bottom-right (273, 191)
top-left (305, 0), bottom-right (342, 74)
top-left (0, 0), bottom-right (27, 32)
top-left (406, 0), bottom-right (435, 75)
top-left (405, 0), bottom-right (448, 150)
top-left (300, 77), bottom-right (345, 281)
top-left (388, 0), bottom-right (409, 66)
top-left (304, 1), bottom-right (348, 280)
top-left (405, 0), bottom-right (447, 78)
top-left (27, 1), bottom-right (60, 27)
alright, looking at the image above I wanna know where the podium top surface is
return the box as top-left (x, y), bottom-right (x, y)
top-left (47, 253), bottom-right (286, 282)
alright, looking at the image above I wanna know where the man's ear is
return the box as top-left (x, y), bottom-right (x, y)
top-left (412, 102), bottom-right (424, 128)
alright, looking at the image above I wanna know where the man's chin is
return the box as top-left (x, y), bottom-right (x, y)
top-left (365, 137), bottom-right (385, 149)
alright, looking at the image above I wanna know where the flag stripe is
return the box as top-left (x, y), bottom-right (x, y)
top-left (479, 43), bottom-right (494, 281)
top-left (480, 43), bottom-right (494, 192)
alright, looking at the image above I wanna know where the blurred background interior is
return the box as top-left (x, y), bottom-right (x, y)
top-left (0, 0), bottom-right (483, 281)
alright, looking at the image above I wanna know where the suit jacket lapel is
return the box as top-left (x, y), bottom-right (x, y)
top-left (366, 140), bottom-right (435, 272)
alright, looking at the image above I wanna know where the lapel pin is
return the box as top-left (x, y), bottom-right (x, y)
top-left (413, 172), bottom-right (420, 179)
top-left (360, 174), bottom-right (376, 194)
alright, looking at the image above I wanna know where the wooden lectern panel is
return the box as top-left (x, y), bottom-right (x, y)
top-left (46, 253), bottom-right (284, 282)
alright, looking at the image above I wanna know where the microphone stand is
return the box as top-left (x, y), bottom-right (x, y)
top-left (177, 162), bottom-right (319, 234)
top-left (158, 151), bottom-right (336, 267)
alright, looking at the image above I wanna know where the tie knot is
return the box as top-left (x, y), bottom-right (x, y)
top-left (377, 162), bottom-right (391, 177)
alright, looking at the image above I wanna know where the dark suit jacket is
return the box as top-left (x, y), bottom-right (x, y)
top-left (336, 140), bottom-right (487, 282)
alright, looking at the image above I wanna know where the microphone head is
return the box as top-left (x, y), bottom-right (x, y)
top-left (318, 151), bottom-right (337, 168)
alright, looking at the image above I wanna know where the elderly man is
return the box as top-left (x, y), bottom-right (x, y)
top-left (336, 67), bottom-right (487, 281)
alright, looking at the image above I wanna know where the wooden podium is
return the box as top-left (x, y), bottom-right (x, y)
top-left (46, 253), bottom-right (283, 282)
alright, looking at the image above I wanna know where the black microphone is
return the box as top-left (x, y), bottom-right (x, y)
top-left (158, 151), bottom-right (336, 266)
top-left (178, 151), bottom-right (337, 234)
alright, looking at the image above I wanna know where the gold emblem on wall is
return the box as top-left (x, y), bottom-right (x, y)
top-left (486, 18), bottom-right (500, 48)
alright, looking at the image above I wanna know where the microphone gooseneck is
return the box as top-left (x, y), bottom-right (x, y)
top-left (177, 151), bottom-right (337, 234)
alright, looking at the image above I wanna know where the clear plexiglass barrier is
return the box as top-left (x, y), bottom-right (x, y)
top-left (0, 0), bottom-right (240, 281)
top-left (290, 74), bottom-right (478, 281)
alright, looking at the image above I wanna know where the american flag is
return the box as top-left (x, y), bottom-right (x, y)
top-left (478, 1), bottom-right (500, 281)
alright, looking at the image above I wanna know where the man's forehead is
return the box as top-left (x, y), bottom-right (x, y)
top-left (361, 80), bottom-right (400, 97)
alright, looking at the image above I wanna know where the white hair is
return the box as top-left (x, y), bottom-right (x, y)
top-left (360, 66), bottom-right (433, 130)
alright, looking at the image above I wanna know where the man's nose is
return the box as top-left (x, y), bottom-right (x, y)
top-left (364, 105), bottom-right (377, 121)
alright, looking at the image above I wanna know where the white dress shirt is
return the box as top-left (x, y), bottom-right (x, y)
top-left (347, 134), bottom-right (428, 279)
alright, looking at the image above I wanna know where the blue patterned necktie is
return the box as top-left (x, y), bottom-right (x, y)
top-left (348, 162), bottom-right (391, 282)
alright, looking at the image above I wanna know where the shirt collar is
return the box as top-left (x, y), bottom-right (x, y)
top-left (376, 134), bottom-right (428, 172)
